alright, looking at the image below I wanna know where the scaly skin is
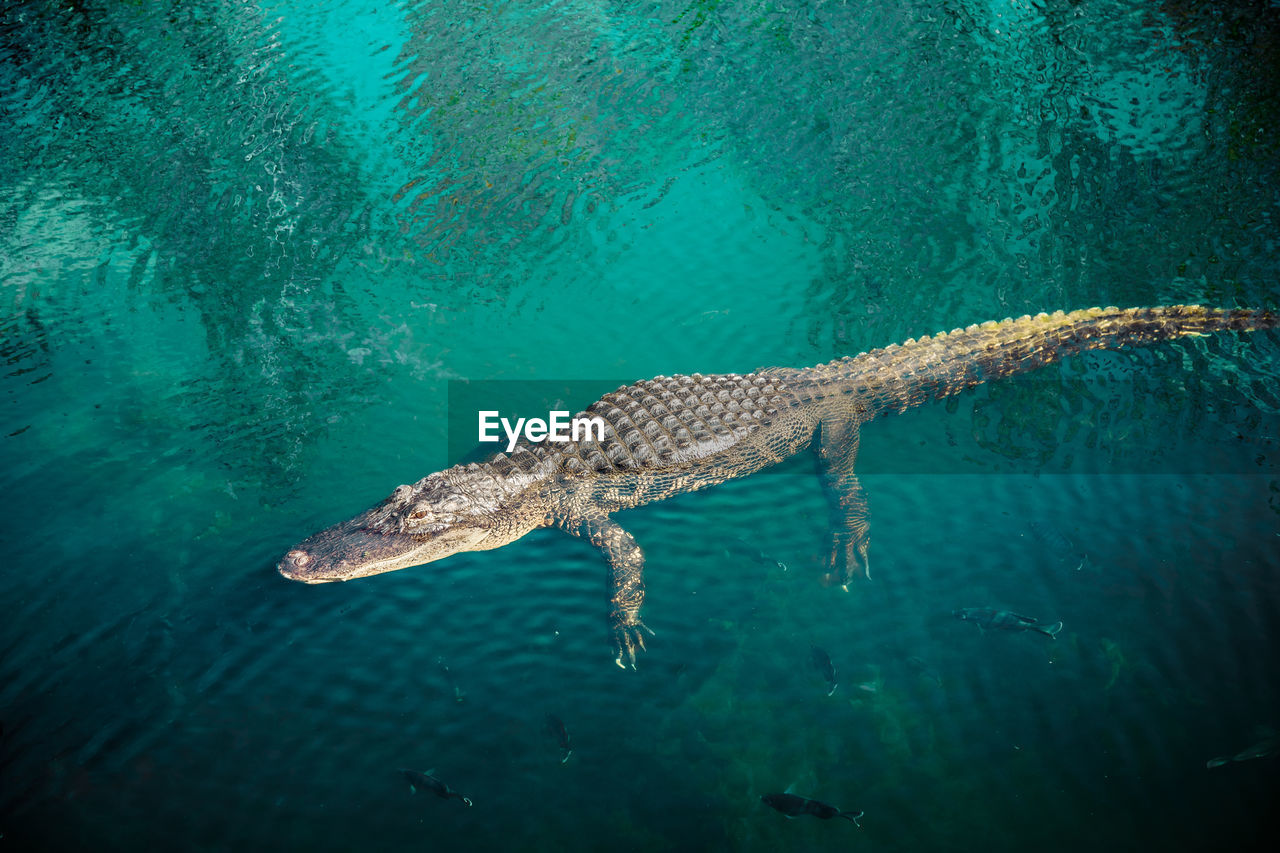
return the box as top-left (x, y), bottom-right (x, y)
top-left (279, 305), bottom-right (1277, 667)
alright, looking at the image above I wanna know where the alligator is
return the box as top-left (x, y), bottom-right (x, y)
top-left (279, 305), bottom-right (1277, 667)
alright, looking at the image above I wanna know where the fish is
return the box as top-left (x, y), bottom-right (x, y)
top-left (953, 607), bottom-right (1062, 638)
top-left (398, 768), bottom-right (473, 806)
top-left (725, 537), bottom-right (788, 571)
top-left (906, 655), bottom-right (942, 687)
top-left (810, 646), bottom-right (837, 696)
top-left (1206, 734), bottom-right (1280, 769)
top-left (761, 792), bottom-right (863, 826)
top-left (1028, 521), bottom-right (1088, 571)
top-left (545, 713), bottom-right (573, 764)
top-left (435, 657), bottom-right (466, 704)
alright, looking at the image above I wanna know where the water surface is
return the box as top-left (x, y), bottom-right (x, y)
top-left (2, 1), bottom-right (1278, 850)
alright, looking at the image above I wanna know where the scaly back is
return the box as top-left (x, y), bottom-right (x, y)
top-left (480, 305), bottom-right (1276, 486)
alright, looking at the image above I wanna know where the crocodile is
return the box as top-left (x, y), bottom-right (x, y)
top-left (279, 305), bottom-right (1277, 667)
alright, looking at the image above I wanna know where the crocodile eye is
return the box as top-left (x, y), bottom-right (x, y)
top-left (409, 510), bottom-right (429, 520)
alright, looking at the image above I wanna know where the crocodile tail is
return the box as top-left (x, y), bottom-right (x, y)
top-left (811, 306), bottom-right (1277, 416)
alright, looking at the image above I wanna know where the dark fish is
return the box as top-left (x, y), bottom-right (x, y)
top-left (436, 657), bottom-right (466, 704)
top-left (725, 537), bottom-right (788, 571)
top-left (810, 646), bottom-right (838, 696)
top-left (399, 768), bottom-right (473, 806)
top-left (1206, 734), bottom-right (1280, 769)
top-left (906, 655), bottom-right (942, 686)
top-left (953, 607), bottom-right (1062, 638)
top-left (545, 713), bottom-right (572, 764)
top-left (1028, 521), bottom-right (1087, 570)
top-left (761, 792), bottom-right (863, 826)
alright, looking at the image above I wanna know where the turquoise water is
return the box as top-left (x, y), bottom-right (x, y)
top-left (2, 0), bottom-right (1279, 849)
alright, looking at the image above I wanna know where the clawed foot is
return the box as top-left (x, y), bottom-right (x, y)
top-left (612, 620), bottom-right (656, 669)
top-left (826, 531), bottom-right (871, 589)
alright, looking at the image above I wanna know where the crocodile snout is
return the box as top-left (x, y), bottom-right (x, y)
top-left (278, 549), bottom-right (320, 581)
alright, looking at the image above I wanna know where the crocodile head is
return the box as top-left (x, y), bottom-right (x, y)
top-left (278, 467), bottom-right (521, 584)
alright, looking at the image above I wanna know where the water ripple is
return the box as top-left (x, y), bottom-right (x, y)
top-left (2, 1), bottom-right (1279, 850)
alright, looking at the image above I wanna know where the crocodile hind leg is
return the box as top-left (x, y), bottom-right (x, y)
top-left (818, 415), bottom-right (870, 588)
top-left (560, 513), bottom-right (655, 669)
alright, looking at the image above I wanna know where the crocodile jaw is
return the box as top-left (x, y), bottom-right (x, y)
top-left (278, 512), bottom-right (489, 583)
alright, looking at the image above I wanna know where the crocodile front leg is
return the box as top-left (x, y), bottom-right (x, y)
top-left (819, 415), bottom-right (870, 588)
top-left (560, 513), bottom-right (655, 669)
